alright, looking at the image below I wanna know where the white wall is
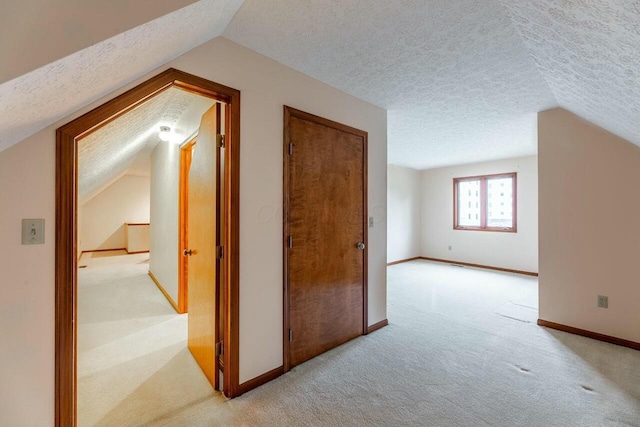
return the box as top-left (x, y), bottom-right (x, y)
top-left (175, 38), bottom-right (387, 383)
top-left (0, 36), bottom-right (387, 426)
top-left (420, 156), bottom-right (538, 273)
top-left (0, 133), bottom-right (54, 426)
top-left (387, 165), bottom-right (421, 263)
top-left (149, 140), bottom-right (180, 304)
top-left (539, 108), bottom-right (640, 343)
top-left (80, 174), bottom-right (150, 251)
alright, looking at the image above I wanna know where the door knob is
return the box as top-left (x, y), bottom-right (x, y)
top-left (183, 249), bottom-right (193, 256)
top-left (356, 242), bottom-right (365, 250)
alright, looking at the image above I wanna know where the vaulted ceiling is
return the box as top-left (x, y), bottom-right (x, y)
top-left (1, 0), bottom-right (639, 170)
top-left (0, 0), bottom-right (242, 153)
top-left (78, 87), bottom-right (214, 203)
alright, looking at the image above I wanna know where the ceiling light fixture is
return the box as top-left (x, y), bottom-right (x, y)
top-left (159, 126), bottom-right (171, 142)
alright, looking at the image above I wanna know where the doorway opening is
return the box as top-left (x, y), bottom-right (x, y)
top-left (55, 69), bottom-right (240, 427)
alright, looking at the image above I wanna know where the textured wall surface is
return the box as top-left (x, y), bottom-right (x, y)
top-left (0, 0), bottom-right (243, 153)
top-left (79, 87), bottom-right (213, 201)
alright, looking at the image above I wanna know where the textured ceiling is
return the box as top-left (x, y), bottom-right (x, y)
top-left (0, 0), bottom-right (197, 84)
top-left (224, 0), bottom-right (558, 169)
top-left (4, 0), bottom-right (640, 170)
top-left (78, 87), bottom-right (214, 202)
top-left (502, 0), bottom-right (640, 147)
top-left (0, 0), bottom-right (243, 153)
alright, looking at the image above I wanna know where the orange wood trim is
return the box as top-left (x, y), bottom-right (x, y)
top-left (238, 366), bottom-right (284, 395)
top-left (148, 271), bottom-right (181, 314)
top-left (81, 247), bottom-right (126, 253)
top-left (282, 106), bottom-right (369, 372)
top-left (420, 257), bottom-right (538, 277)
top-left (453, 227), bottom-right (518, 234)
top-left (81, 248), bottom-right (149, 255)
top-left (178, 137), bottom-right (196, 315)
top-left (224, 83), bottom-right (241, 399)
top-left (56, 68), bottom-right (242, 426)
top-left (282, 106), bottom-right (291, 373)
top-left (453, 172), bottom-right (517, 233)
top-left (387, 257), bottom-right (420, 266)
top-left (284, 106), bottom-right (369, 137)
top-left (363, 123), bottom-right (368, 336)
top-left (125, 222), bottom-right (150, 226)
top-left (55, 129), bottom-right (76, 427)
top-left (538, 319), bottom-right (640, 351)
top-left (367, 319), bottom-right (388, 334)
top-left (453, 171), bottom-right (519, 181)
top-left (214, 105), bottom-right (222, 391)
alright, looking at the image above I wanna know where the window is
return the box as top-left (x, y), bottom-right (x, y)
top-left (453, 173), bottom-right (516, 232)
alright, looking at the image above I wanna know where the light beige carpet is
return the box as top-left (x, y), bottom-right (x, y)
top-left (77, 253), bottom-right (221, 427)
top-left (80, 257), bottom-right (640, 426)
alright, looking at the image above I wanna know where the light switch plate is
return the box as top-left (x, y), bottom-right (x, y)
top-left (22, 219), bottom-right (45, 245)
top-left (369, 217), bottom-right (374, 228)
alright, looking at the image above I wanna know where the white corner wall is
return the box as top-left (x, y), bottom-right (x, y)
top-left (0, 36), bottom-right (387, 426)
top-left (80, 174), bottom-right (150, 251)
top-left (539, 108), bottom-right (640, 343)
top-left (149, 140), bottom-right (180, 304)
top-left (420, 156), bottom-right (538, 273)
top-left (387, 164), bottom-right (421, 263)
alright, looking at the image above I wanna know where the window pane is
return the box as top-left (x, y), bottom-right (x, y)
top-left (487, 177), bottom-right (513, 228)
top-left (457, 180), bottom-right (481, 227)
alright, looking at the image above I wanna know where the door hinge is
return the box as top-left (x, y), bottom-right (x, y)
top-left (215, 341), bottom-right (224, 356)
top-left (288, 236), bottom-right (292, 248)
top-left (288, 329), bottom-right (292, 342)
top-left (288, 143), bottom-right (293, 155)
top-left (216, 245), bottom-right (224, 259)
top-left (216, 134), bottom-right (225, 148)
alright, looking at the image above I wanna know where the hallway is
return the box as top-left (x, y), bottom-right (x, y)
top-left (77, 252), bottom-right (220, 426)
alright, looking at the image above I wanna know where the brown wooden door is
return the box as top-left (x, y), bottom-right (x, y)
top-left (187, 103), bottom-right (220, 388)
top-left (284, 106), bottom-right (368, 370)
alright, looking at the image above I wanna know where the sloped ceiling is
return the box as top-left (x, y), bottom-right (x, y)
top-left (224, 0), bottom-right (558, 169)
top-left (224, 0), bottom-right (640, 169)
top-left (78, 87), bottom-right (214, 203)
top-left (0, 0), bottom-right (243, 153)
top-left (0, 0), bottom-right (197, 84)
top-left (502, 1), bottom-right (640, 147)
top-left (2, 0), bottom-right (639, 170)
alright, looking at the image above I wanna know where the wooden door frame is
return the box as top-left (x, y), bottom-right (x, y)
top-left (178, 138), bottom-right (196, 314)
top-left (282, 106), bottom-right (368, 373)
top-left (55, 68), bottom-right (241, 427)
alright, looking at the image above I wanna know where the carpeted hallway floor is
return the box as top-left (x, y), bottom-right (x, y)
top-left (77, 252), bottom-right (221, 427)
top-left (79, 256), bottom-right (640, 426)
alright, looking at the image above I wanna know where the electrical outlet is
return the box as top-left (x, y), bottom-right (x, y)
top-left (597, 295), bottom-right (608, 309)
top-left (448, 245), bottom-right (452, 251)
top-left (369, 217), bottom-right (374, 228)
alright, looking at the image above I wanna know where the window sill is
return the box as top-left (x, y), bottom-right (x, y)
top-left (453, 227), bottom-right (517, 233)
